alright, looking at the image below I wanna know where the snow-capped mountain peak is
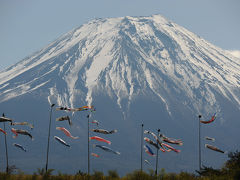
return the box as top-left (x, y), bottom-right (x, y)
top-left (0, 14), bottom-right (239, 115)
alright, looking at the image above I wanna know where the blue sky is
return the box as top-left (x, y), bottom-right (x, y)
top-left (1, 0), bottom-right (240, 71)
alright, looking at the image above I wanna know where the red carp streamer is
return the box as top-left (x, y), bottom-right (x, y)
top-left (0, 128), bottom-right (7, 135)
top-left (11, 128), bottom-right (18, 138)
top-left (91, 153), bottom-right (100, 158)
top-left (56, 127), bottom-right (79, 139)
top-left (89, 136), bottom-right (111, 145)
top-left (200, 113), bottom-right (216, 124)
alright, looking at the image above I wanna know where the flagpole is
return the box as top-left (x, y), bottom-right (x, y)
top-left (155, 129), bottom-right (160, 176)
top-left (3, 113), bottom-right (9, 173)
top-left (87, 114), bottom-right (90, 175)
top-left (140, 123), bottom-right (144, 172)
top-left (45, 103), bottom-right (55, 172)
top-left (198, 115), bottom-right (202, 171)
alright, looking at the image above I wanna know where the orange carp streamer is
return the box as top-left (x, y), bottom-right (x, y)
top-left (56, 127), bottom-right (79, 139)
top-left (91, 153), bottom-right (100, 158)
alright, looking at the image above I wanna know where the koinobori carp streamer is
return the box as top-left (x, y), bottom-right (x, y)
top-left (0, 116), bottom-right (13, 124)
top-left (159, 134), bottom-right (183, 146)
top-left (56, 106), bottom-right (95, 112)
top-left (91, 120), bottom-right (99, 126)
top-left (144, 130), bottom-right (164, 148)
top-left (200, 113), bottom-right (216, 124)
top-left (93, 144), bottom-right (120, 155)
top-left (54, 136), bottom-right (70, 147)
top-left (144, 145), bottom-right (155, 156)
top-left (92, 129), bottom-right (117, 134)
top-left (162, 143), bottom-right (181, 153)
top-left (56, 116), bottom-right (72, 126)
top-left (144, 137), bottom-right (159, 149)
top-left (205, 136), bottom-right (215, 142)
top-left (0, 128), bottom-right (7, 135)
top-left (56, 127), bottom-right (79, 139)
top-left (91, 153), bottom-right (100, 158)
top-left (205, 144), bottom-right (225, 154)
top-left (13, 143), bottom-right (27, 152)
top-left (144, 159), bottom-right (151, 165)
top-left (89, 136), bottom-right (111, 145)
top-left (11, 128), bottom-right (33, 140)
top-left (11, 122), bottom-right (34, 129)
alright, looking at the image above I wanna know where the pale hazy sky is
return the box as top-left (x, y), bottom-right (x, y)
top-left (1, 0), bottom-right (240, 71)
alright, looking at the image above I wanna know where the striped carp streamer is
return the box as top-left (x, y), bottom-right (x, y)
top-left (144, 130), bottom-right (158, 141)
top-left (81, 106), bottom-right (96, 112)
top-left (54, 136), bottom-right (70, 147)
top-left (91, 120), bottom-right (99, 126)
top-left (11, 122), bottom-right (34, 129)
top-left (144, 137), bottom-right (159, 149)
top-left (205, 136), bottom-right (215, 142)
top-left (56, 106), bottom-right (81, 112)
top-left (56, 107), bottom-right (72, 111)
top-left (0, 128), bottom-right (7, 135)
top-left (13, 143), bottom-right (27, 152)
top-left (144, 145), bottom-right (155, 156)
top-left (56, 127), bottom-right (79, 139)
top-left (144, 136), bottom-right (173, 152)
top-left (159, 134), bottom-right (183, 146)
top-left (144, 130), bottom-right (164, 148)
top-left (11, 128), bottom-right (33, 140)
top-left (91, 153), bottom-right (100, 158)
top-left (205, 144), bottom-right (225, 154)
top-left (93, 144), bottom-right (120, 155)
top-left (56, 106), bottom-right (95, 112)
top-left (162, 143), bottom-right (181, 153)
top-left (81, 106), bottom-right (95, 110)
top-left (0, 116), bottom-right (13, 125)
top-left (159, 147), bottom-right (172, 153)
top-left (92, 129), bottom-right (117, 134)
top-left (200, 113), bottom-right (216, 124)
top-left (56, 116), bottom-right (72, 126)
top-left (89, 136), bottom-right (111, 145)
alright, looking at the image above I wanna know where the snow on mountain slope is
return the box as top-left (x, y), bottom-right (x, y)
top-left (0, 15), bottom-right (239, 118)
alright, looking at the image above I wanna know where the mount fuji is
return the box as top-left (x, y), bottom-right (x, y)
top-left (0, 14), bottom-right (239, 175)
